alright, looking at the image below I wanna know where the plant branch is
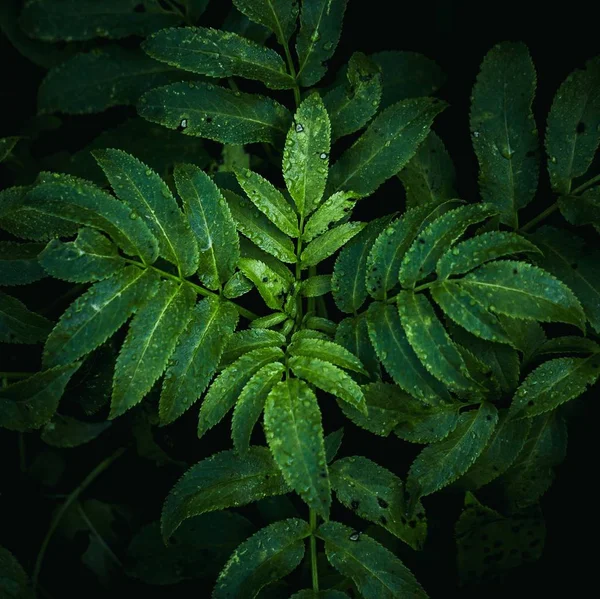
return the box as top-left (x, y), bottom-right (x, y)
top-left (309, 509), bottom-right (319, 592)
top-left (32, 448), bottom-right (126, 595)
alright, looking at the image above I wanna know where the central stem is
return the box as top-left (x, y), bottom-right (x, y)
top-left (309, 509), bottom-right (319, 592)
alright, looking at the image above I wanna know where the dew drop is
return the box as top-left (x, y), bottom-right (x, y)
top-left (349, 531), bottom-right (361, 541)
top-left (179, 118), bottom-right (188, 129)
top-left (323, 41), bottom-right (334, 51)
top-left (319, 152), bottom-right (328, 160)
top-left (296, 123), bottom-right (304, 133)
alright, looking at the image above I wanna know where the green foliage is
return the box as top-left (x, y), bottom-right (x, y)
top-left (1, 4), bottom-right (599, 597)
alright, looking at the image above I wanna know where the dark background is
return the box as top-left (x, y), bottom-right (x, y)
top-left (1, 1), bottom-right (597, 597)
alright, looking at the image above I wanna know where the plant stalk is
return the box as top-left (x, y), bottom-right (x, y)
top-left (310, 509), bottom-right (319, 592)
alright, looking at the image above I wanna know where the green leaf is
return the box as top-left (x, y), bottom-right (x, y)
top-left (94, 149), bottom-right (198, 276)
top-left (455, 493), bottom-right (545, 585)
top-left (397, 291), bottom-right (478, 393)
top-left (224, 271), bottom-right (254, 299)
top-left (288, 355), bottom-right (366, 414)
top-left (305, 316), bottom-right (337, 336)
top-left (337, 382), bottom-right (408, 437)
top-left (301, 274), bottom-right (331, 297)
top-left (231, 362), bottom-right (285, 454)
top-left (436, 231), bottom-right (541, 280)
top-left (290, 591), bottom-right (349, 599)
top-left (546, 57), bottom-right (600, 193)
top-left (317, 521), bottom-right (427, 599)
top-left (236, 168), bottom-right (299, 237)
top-left (160, 297), bottom-right (238, 425)
top-left (198, 346), bottom-right (285, 438)
top-left (225, 190), bottom-right (297, 263)
top-left (127, 513), bottom-right (254, 585)
top-left (371, 50), bottom-right (445, 109)
top-left (559, 189), bottom-right (600, 229)
top-left (510, 355), bottom-right (600, 419)
top-left (327, 97), bottom-right (446, 198)
top-left (406, 402), bottom-right (498, 506)
top-left (283, 93), bottom-right (331, 217)
top-left (528, 226), bottom-right (600, 333)
top-left (250, 312), bottom-right (288, 330)
top-left (303, 191), bottom-right (358, 243)
top-left (324, 428), bottom-right (344, 464)
top-left (161, 446), bottom-right (290, 540)
top-left (296, 0), bottom-right (347, 87)
top-left (324, 52), bottom-right (382, 141)
top-left (174, 163), bottom-right (239, 289)
top-left (335, 315), bottom-right (380, 381)
top-left (184, 0), bottom-right (210, 22)
top-left (38, 47), bottom-right (184, 114)
top-left (301, 222), bottom-right (365, 268)
top-left (532, 335), bottom-right (600, 357)
top-left (496, 316), bottom-right (546, 364)
top-left (139, 82), bottom-right (292, 145)
top-left (20, 0), bottom-right (180, 41)
top-left (0, 292), bottom-right (52, 344)
top-left (456, 260), bottom-right (586, 330)
top-left (239, 236), bottom-right (295, 283)
top-left (0, 136), bottom-right (21, 163)
top-left (213, 518), bottom-right (309, 599)
top-left (333, 215), bottom-right (393, 312)
top-left (39, 228), bottom-right (124, 283)
top-left (0, 185), bottom-right (79, 242)
top-left (470, 42), bottom-right (539, 227)
top-left (499, 411), bottom-right (567, 509)
top-left (0, 364), bottom-right (81, 431)
top-left (264, 378), bottom-right (331, 517)
top-left (238, 258), bottom-right (290, 310)
top-left (398, 132), bottom-right (457, 208)
top-left (24, 176), bottom-right (159, 263)
top-left (223, 5), bottom-right (271, 44)
top-left (366, 302), bottom-right (451, 404)
top-left (431, 282), bottom-right (513, 345)
top-left (288, 338), bottom-right (366, 374)
top-left (0, 546), bottom-right (30, 599)
top-left (111, 282), bottom-right (195, 419)
top-left (232, 0), bottom-right (298, 44)
top-left (41, 414), bottom-right (111, 447)
top-left (399, 203), bottom-right (497, 288)
top-left (394, 400), bottom-right (461, 444)
top-left (142, 26), bottom-right (294, 89)
top-left (0, 241), bottom-right (45, 286)
top-left (458, 411), bottom-right (530, 489)
top-left (330, 456), bottom-right (427, 550)
top-left (44, 266), bottom-right (159, 367)
top-left (221, 329), bottom-right (286, 366)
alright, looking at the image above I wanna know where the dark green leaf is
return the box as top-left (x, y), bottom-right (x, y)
top-left (301, 222), bottom-right (365, 268)
top-left (223, 271), bottom-right (254, 299)
top-left (0, 364), bottom-right (81, 431)
top-left (558, 189), bottom-right (600, 230)
top-left (398, 132), bottom-right (457, 208)
top-left (41, 414), bottom-right (110, 447)
top-left (330, 456), bottom-right (427, 550)
top-left (40, 228), bottom-right (124, 283)
top-left (20, 0), bottom-right (179, 41)
top-left (509, 355), bottom-right (600, 419)
top-left (44, 266), bottom-right (159, 367)
top-left (399, 203), bottom-right (497, 288)
top-left (324, 52), bottom-right (382, 141)
top-left (288, 337), bottom-right (366, 374)
top-left (529, 226), bottom-right (600, 333)
top-left (38, 47), bottom-right (184, 114)
top-left (198, 346), bottom-right (284, 438)
top-left (296, 0), bottom-right (347, 87)
top-left (546, 57), bottom-right (600, 193)
top-left (213, 519), bottom-right (309, 599)
top-left (0, 545), bottom-right (30, 599)
top-left (324, 428), bottom-right (344, 464)
top-left (160, 297), bottom-right (238, 425)
top-left (220, 329), bottom-right (286, 366)
top-left (139, 82), bottom-right (292, 144)
top-left (470, 42), bottom-right (539, 227)
top-left (142, 27), bottom-right (294, 89)
top-left (366, 302), bottom-right (451, 404)
top-left (317, 521), bottom-right (427, 599)
top-left (327, 97), bottom-right (446, 198)
top-left (406, 402), bottom-right (498, 505)
top-left (301, 274), bottom-right (331, 297)
top-left (393, 400), bottom-right (460, 445)
top-left (232, 0), bottom-right (298, 44)
top-left (161, 446), bottom-right (290, 540)
top-left (111, 282), bottom-right (195, 419)
top-left (0, 292), bottom-right (52, 344)
top-left (264, 378), bottom-right (330, 517)
top-left (0, 136), bottom-right (21, 163)
top-left (0, 241), bottom-right (45, 286)
top-left (303, 191), bottom-right (357, 243)
top-left (372, 50), bottom-right (445, 109)
top-left (94, 149), bottom-right (198, 276)
top-left (239, 258), bottom-right (290, 310)
top-left (335, 315), bottom-right (380, 381)
top-left (531, 335), bottom-right (600, 357)
top-left (457, 260), bottom-right (586, 330)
